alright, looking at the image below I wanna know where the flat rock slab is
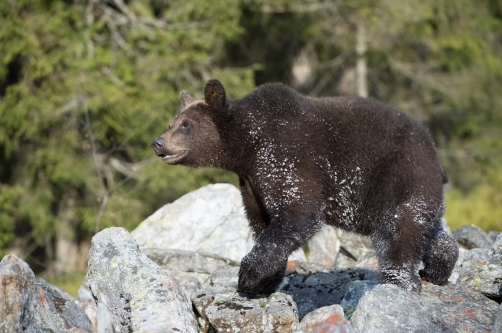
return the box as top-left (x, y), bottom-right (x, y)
top-left (86, 227), bottom-right (198, 333)
top-left (421, 282), bottom-right (499, 333)
top-left (131, 184), bottom-right (254, 262)
top-left (350, 284), bottom-right (455, 333)
top-left (143, 248), bottom-right (239, 296)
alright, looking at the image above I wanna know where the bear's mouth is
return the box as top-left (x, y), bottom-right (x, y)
top-left (159, 151), bottom-right (188, 165)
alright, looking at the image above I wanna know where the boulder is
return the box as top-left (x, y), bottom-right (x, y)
top-left (35, 278), bottom-right (93, 332)
top-left (455, 234), bottom-right (502, 299)
top-left (0, 254), bottom-right (93, 333)
top-left (298, 304), bottom-right (345, 330)
top-left (0, 254), bottom-right (41, 333)
top-left (192, 266), bottom-right (299, 333)
top-left (86, 227), bottom-right (197, 333)
top-left (453, 224), bottom-right (494, 249)
top-left (492, 303), bottom-right (502, 333)
top-left (297, 314), bottom-right (355, 333)
top-left (143, 248), bottom-right (239, 296)
top-left (350, 284), bottom-right (455, 333)
top-left (421, 282), bottom-right (499, 333)
top-left (131, 184), bottom-right (253, 262)
top-left (333, 230), bottom-right (376, 270)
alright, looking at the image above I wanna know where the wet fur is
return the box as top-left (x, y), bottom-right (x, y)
top-left (153, 80), bottom-right (459, 294)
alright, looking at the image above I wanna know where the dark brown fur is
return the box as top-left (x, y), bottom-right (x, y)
top-left (152, 79), bottom-right (459, 294)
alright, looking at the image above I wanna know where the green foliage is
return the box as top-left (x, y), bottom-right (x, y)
top-left (0, 0), bottom-right (250, 264)
top-left (446, 170), bottom-right (502, 232)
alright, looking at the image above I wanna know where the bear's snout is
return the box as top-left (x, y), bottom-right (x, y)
top-left (151, 137), bottom-right (165, 155)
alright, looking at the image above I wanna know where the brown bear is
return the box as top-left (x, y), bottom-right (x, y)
top-left (151, 79), bottom-right (459, 294)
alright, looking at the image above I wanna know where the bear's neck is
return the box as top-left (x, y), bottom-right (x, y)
top-left (209, 104), bottom-right (260, 176)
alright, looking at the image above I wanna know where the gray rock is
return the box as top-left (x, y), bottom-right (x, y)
top-left (298, 304), bottom-right (344, 330)
top-left (35, 278), bottom-right (93, 332)
top-left (0, 254), bottom-right (41, 333)
top-left (297, 314), bottom-right (355, 333)
top-left (76, 281), bottom-right (97, 330)
top-left (455, 235), bottom-right (502, 298)
top-left (279, 267), bottom-right (379, 320)
top-left (192, 286), bottom-right (299, 333)
top-left (339, 280), bottom-right (378, 319)
top-left (202, 266), bottom-right (240, 289)
top-left (192, 266), bottom-right (299, 332)
top-left (143, 248), bottom-right (239, 296)
top-left (488, 231), bottom-right (501, 243)
top-left (447, 246), bottom-right (468, 284)
top-left (350, 284), bottom-right (454, 333)
top-left (305, 225), bottom-right (340, 266)
top-left (492, 302), bottom-right (502, 333)
top-left (86, 227), bottom-right (197, 333)
top-left (421, 282), bottom-right (499, 333)
top-left (131, 184), bottom-right (254, 262)
top-left (333, 230), bottom-right (376, 270)
top-left (96, 302), bottom-right (116, 333)
top-left (453, 224), bottom-right (494, 249)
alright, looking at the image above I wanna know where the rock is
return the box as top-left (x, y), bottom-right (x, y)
top-left (76, 280), bottom-right (97, 329)
top-left (131, 184), bottom-right (254, 262)
top-left (305, 225), bottom-right (340, 266)
top-left (192, 266), bottom-right (299, 332)
top-left (143, 248), bottom-right (239, 296)
top-left (35, 278), bottom-right (93, 332)
top-left (350, 284), bottom-right (454, 333)
top-left (448, 246), bottom-right (468, 284)
top-left (86, 227), bottom-right (197, 333)
top-left (297, 314), bottom-right (355, 333)
top-left (453, 224), bottom-right (494, 249)
top-left (197, 290), bottom-right (298, 333)
top-left (421, 282), bottom-right (500, 333)
top-left (298, 304), bottom-right (345, 330)
top-left (279, 265), bottom-right (379, 320)
top-left (339, 280), bottom-right (378, 319)
top-left (96, 302), bottom-right (116, 333)
top-left (455, 235), bottom-right (502, 299)
top-left (0, 254), bottom-right (41, 333)
top-left (333, 230), bottom-right (376, 270)
top-left (488, 231), bottom-right (501, 243)
top-left (492, 303), bottom-right (502, 333)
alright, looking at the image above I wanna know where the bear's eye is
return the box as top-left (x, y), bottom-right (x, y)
top-left (181, 120), bottom-right (191, 129)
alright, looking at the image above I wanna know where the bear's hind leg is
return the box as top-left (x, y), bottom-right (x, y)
top-left (371, 209), bottom-right (426, 293)
top-left (419, 227), bottom-right (459, 284)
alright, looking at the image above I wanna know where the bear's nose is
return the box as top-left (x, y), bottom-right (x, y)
top-left (151, 137), bottom-right (165, 150)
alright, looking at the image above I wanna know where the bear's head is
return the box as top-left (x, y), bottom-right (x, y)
top-left (151, 79), bottom-right (227, 168)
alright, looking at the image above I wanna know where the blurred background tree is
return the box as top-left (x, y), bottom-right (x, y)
top-left (1, 0), bottom-right (501, 282)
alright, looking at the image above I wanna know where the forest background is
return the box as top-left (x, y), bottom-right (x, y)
top-left (1, 0), bottom-right (502, 292)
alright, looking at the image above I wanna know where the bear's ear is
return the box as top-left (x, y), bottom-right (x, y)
top-left (179, 90), bottom-right (195, 108)
top-left (204, 79), bottom-right (227, 110)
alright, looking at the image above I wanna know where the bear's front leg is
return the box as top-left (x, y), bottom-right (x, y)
top-left (237, 212), bottom-right (320, 294)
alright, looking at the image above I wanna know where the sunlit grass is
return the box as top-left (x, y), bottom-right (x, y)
top-left (445, 174), bottom-right (502, 232)
top-left (43, 270), bottom-right (87, 297)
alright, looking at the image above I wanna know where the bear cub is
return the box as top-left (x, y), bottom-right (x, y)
top-left (152, 79), bottom-right (459, 294)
